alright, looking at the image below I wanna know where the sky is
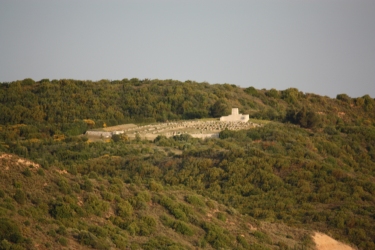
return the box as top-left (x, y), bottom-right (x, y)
top-left (1, 0), bottom-right (374, 98)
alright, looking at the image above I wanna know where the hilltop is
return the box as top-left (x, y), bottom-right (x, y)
top-left (0, 78), bottom-right (374, 137)
top-left (0, 78), bottom-right (374, 249)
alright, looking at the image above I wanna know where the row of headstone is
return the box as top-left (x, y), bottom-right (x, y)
top-left (137, 121), bottom-right (260, 135)
top-left (87, 120), bottom-right (261, 138)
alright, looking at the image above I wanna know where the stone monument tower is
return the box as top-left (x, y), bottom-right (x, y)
top-left (220, 108), bottom-right (249, 122)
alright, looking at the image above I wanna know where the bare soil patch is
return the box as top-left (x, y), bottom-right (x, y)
top-left (0, 153), bottom-right (40, 170)
top-left (313, 232), bottom-right (354, 250)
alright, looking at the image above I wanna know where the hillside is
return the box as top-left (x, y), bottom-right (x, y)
top-left (0, 153), bottom-right (315, 249)
top-left (1, 78), bottom-right (375, 249)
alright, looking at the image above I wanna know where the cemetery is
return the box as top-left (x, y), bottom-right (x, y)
top-left (86, 108), bottom-right (260, 140)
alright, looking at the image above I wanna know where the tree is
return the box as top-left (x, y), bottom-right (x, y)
top-left (244, 86), bottom-right (258, 96)
top-left (281, 88), bottom-right (301, 104)
top-left (210, 99), bottom-right (230, 117)
top-left (336, 93), bottom-right (351, 103)
top-left (265, 88), bottom-right (280, 98)
top-left (285, 107), bottom-right (320, 128)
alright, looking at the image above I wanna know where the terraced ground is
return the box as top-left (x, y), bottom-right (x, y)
top-left (87, 119), bottom-right (262, 141)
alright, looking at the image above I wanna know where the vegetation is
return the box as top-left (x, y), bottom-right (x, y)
top-left (0, 78), bottom-right (374, 249)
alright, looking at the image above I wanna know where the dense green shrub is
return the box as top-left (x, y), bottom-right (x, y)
top-left (0, 239), bottom-right (12, 250)
top-left (58, 237), bottom-right (68, 246)
top-left (117, 201), bottom-right (133, 218)
top-left (89, 226), bottom-right (108, 238)
top-left (216, 212), bottom-right (226, 222)
top-left (173, 221), bottom-right (194, 236)
top-left (148, 180), bottom-right (164, 192)
top-left (253, 230), bottom-right (272, 244)
top-left (112, 235), bottom-right (127, 249)
top-left (160, 215), bottom-right (194, 236)
top-left (0, 218), bottom-right (23, 243)
top-left (84, 194), bottom-right (109, 216)
top-left (138, 216), bottom-right (157, 236)
top-left (81, 179), bottom-right (93, 192)
top-left (203, 222), bottom-right (233, 249)
top-left (185, 195), bottom-right (205, 207)
top-left (143, 236), bottom-right (186, 250)
top-left (76, 231), bottom-right (96, 247)
top-left (237, 235), bottom-right (250, 248)
top-left (49, 203), bottom-right (73, 219)
top-left (21, 168), bottom-right (32, 177)
top-left (13, 190), bottom-right (26, 205)
top-left (56, 226), bottom-right (67, 236)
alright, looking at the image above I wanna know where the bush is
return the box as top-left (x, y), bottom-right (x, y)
top-left (324, 126), bottom-right (338, 135)
top-left (57, 178), bottom-right (71, 194)
top-left (117, 201), bottom-right (133, 218)
top-left (160, 214), bottom-right (173, 227)
top-left (101, 191), bottom-right (114, 202)
top-left (171, 208), bottom-right (187, 221)
top-left (138, 216), bottom-right (157, 236)
top-left (253, 230), bottom-right (272, 244)
top-left (0, 218), bottom-right (23, 243)
top-left (56, 226), bottom-right (67, 236)
top-left (206, 200), bottom-right (216, 209)
top-left (148, 181), bottom-right (163, 192)
top-left (22, 168), bottom-right (32, 177)
top-left (203, 223), bottom-right (233, 249)
top-left (112, 235), bottom-right (127, 249)
top-left (81, 179), bottom-right (93, 192)
top-left (89, 226), bottom-right (108, 238)
top-left (13, 189), bottom-right (26, 205)
top-left (143, 236), bottom-right (183, 250)
top-left (37, 168), bottom-right (45, 176)
top-left (84, 194), bottom-right (109, 216)
top-left (137, 191), bottom-right (151, 202)
top-left (49, 203), bottom-right (73, 219)
top-left (126, 222), bottom-right (139, 236)
top-left (0, 239), bottom-right (12, 250)
top-left (237, 235), bottom-right (250, 248)
top-left (185, 195), bottom-right (205, 207)
top-left (76, 231), bottom-right (96, 247)
top-left (173, 221), bottom-right (194, 236)
top-left (217, 212), bottom-right (226, 222)
top-left (58, 237), bottom-right (68, 246)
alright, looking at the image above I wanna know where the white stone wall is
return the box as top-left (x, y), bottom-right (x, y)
top-left (112, 131), bottom-right (125, 135)
top-left (86, 130), bottom-right (125, 137)
top-left (86, 131), bottom-right (112, 138)
top-left (190, 133), bottom-right (219, 139)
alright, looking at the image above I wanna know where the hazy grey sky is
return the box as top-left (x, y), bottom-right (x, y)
top-left (1, 0), bottom-right (374, 98)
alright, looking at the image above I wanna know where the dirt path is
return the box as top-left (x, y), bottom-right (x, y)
top-left (313, 232), bottom-right (354, 250)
